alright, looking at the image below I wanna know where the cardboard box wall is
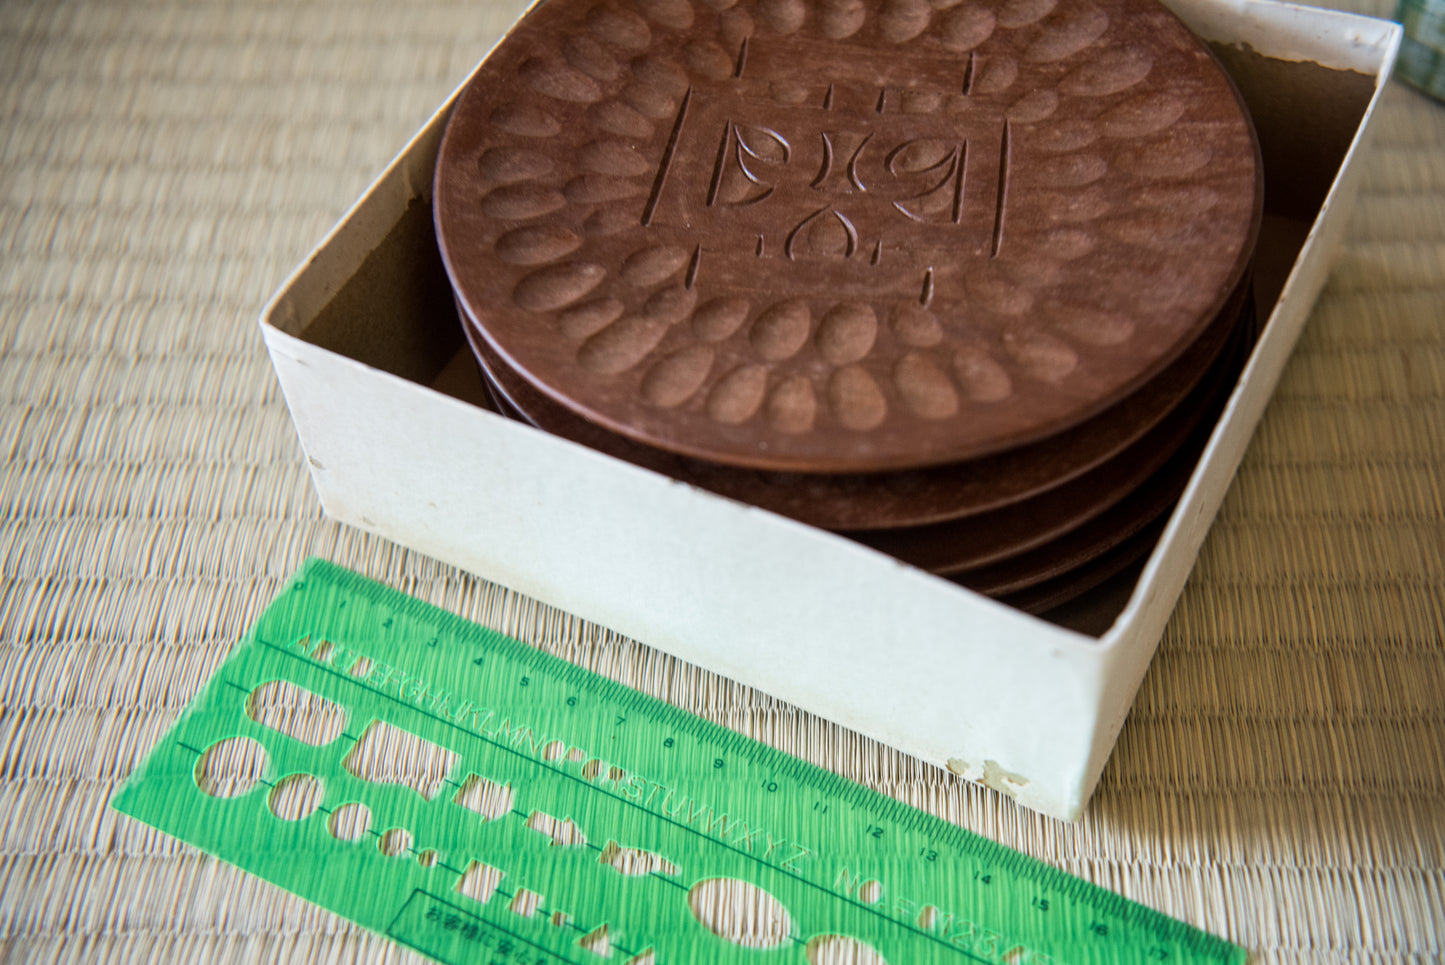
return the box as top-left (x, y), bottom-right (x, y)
top-left (262, 0), bottom-right (1400, 820)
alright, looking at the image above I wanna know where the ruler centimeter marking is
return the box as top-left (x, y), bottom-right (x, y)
top-left (112, 559), bottom-right (1244, 965)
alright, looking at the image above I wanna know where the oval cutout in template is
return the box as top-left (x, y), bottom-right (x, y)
top-left (687, 877), bottom-right (793, 949)
top-left (807, 934), bottom-right (890, 965)
top-left (193, 736), bottom-right (269, 799)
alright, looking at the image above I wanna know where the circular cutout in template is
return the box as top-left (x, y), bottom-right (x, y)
top-left (328, 802), bottom-right (373, 842)
top-left (268, 774), bottom-right (324, 821)
top-left (379, 828), bottom-right (413, 858)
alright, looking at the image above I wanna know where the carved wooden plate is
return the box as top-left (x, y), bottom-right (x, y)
top-left (995, 518), bottom-right (1164, 614)
top-left (851, 300), bottom-right (1246, 573)
top-left (949, 378), bottom-right (1218, 597)
top-left (462, 267), bottom-right (1245, 529)
top-left (437, 0), bottom-right (1261, 473)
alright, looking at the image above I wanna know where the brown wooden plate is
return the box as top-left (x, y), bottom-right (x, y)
top-left (436, 0), bottom-right (1262, 473)
top-left (947, 357), bottom-right (1236, 597)
top-left (461, 270), bottom-right (1248, 530)
top-left (850, 297), bottom-right (1249, 573)
top-left (997, 518), bottom-right (1166, 614)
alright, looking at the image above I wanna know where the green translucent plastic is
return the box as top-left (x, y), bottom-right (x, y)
top-left (1397, 0), bottom-right (1445, 101)
top-left (112, 559), bottom-right (1244, 965)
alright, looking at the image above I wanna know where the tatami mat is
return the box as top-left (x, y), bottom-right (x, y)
top-left (1, 0), bottom-right (1441, 961)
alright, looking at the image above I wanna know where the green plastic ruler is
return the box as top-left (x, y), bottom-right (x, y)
top-left (113, 559), bottom-right (1242, 965)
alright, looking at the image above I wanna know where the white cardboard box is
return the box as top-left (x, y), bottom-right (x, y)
top-left (261, 0), bottom-right (1401, 820)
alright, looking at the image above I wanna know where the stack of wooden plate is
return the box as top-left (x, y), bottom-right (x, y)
top-left (434, 0), bottom-right (1263, 615)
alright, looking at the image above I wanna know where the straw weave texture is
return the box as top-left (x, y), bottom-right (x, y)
top-left (1, 0), bottom-right (1442, 961)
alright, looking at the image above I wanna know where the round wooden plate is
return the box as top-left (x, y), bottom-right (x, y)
top-left (462, 270), bottom-right (1248, 530)
top-left (436, 0), bottom-right (1262, 473)
top-left (947, 361), bottom-right (1235, 597)
top-left (851, 298), bottom-right (1249, 573)
top-left (996, 519), bottom-right (1166, 614)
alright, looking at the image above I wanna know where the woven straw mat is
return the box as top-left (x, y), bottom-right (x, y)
top-left (1, 0), bottom-right (1441, 961)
